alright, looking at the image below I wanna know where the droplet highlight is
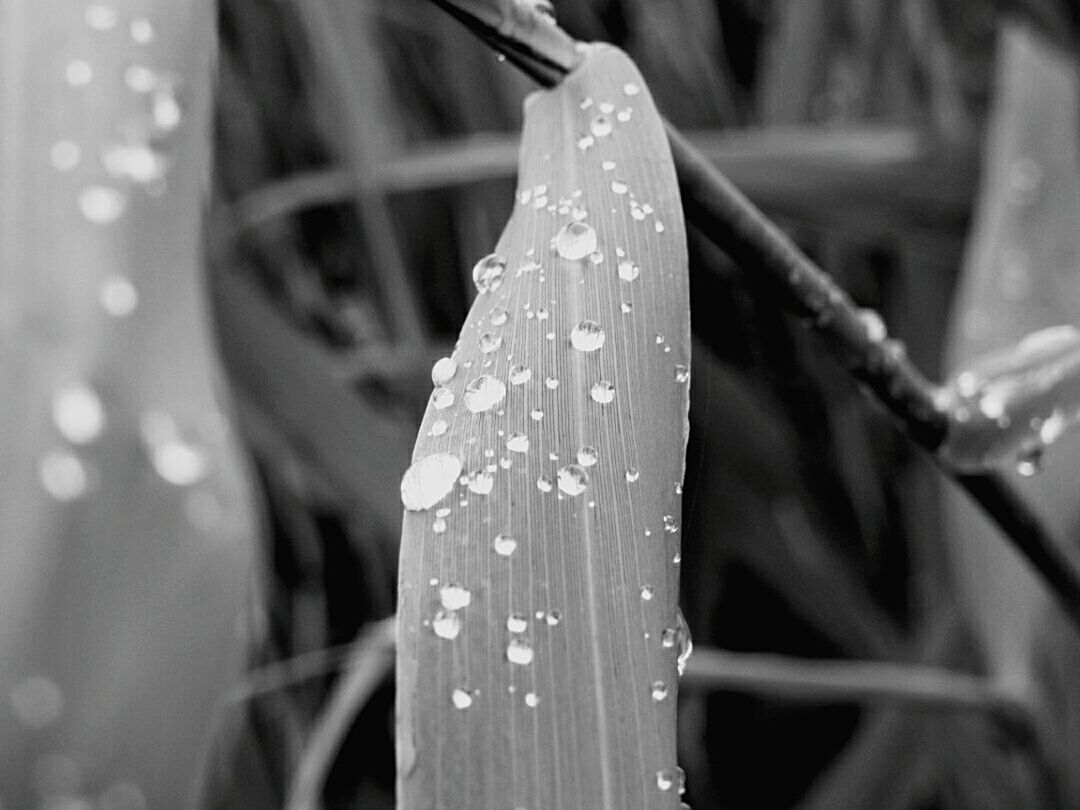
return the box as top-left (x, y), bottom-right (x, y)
top-left (400, 453), bottom-right (462, 511)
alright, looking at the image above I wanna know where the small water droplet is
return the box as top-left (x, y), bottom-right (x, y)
top-left (429, 419), bottom-right (448, 437)
top-left (472, 253), bottom-right (507, 294)
top-left (494, 533), bottom-right (517, 556)
top-left (451, 688), bottom-right (473, 709)
top-left (509, 365), bottom-right (532, 385)
top-left (580, 96), bottom-right (594, 109)
top-left (103, 142), bottom-right (167, 184)
top-left (655, 221), bottom-right (665, 233)
top-left (1016, 447), bottom-right (1044, 477)
top-left (433, 610), bottom-right (461, 639)
top-left (130, 17), bottom-right (155, 43)
top-left (65, 59), bottom-right (93, 87)
top-left (570, 320), bottom-right (605, 352)
top-left (651, 681), bottom-right (668, 701)
top-left (602, 161), bottom-right (617, 173)
top-left (544, 376), bottom-right (560, 389)
top-left (545, 610), bottom-right (561, 626)
top-left (432, 518), bottom-right (447, 534)
top-left (531, 408), bottom-right (544, 421)
top-left (491, 308), bottom-right (509, 326)
top-left (507, 432), bottom-right (530, 453)
top-left (630, 206), bottom-right (646, 221)
top-left (625, 468), bottom-right (640, 483)
top-left (151, 84), bottom-right (182, 132)
top-left (533, 195), bottom-right (548, 209)
top-left (641, 585), bottom-right (654, 601)
top-left (611, 180), bottom-right (629, 195)
top-left (590, 115), bottom-right (613, 138)
top-left (590, 251), bottom-right (604, 265)
top-left (50, 140), bottom-right (81, 172)
top-left (623, 81), bottom-right (641, 97)
top-left (507, 638), bottom-right (534, 665)
top-left (52, 383), bottom-right (105, 445)
top-left (617, 108), bottom-right (633, 123)
top-left (536, 308), bottom-right (549, 321)
top-left (467, 470), bottom-right (494, 495)
top-left (621, 302), bottom-right (632, 314)
top-left (577, 134), bottom-right (595, 151)
top-left (556, 465), bottom-right (588, 496)
top-left (576, 446), bottom-right (598, 466)
top-left (657, 770), bottom-right (674, 791)
top-left (858, 308), bottom-right (887, 342)
top-left (436, 507), bottom-right (451, 518)
top-left (673, 552), bottom-right (682, 564)
top-left (480, 332), bottom-right (502, 353)
top-left (599, 101), bottom-right (615, 114)
top-left (99, 275), bottom-right (138, 316)
top-left (518, 188), bottom-right (533, 205)
top-left (464, 375), bottom-right (507, 413)
top-left (663, 515), bottom-right (679, 533)
top-left (505, 614), bottom-right (529, 635)
top-left (431, 357), bottom-right (458, 386)
top-left (675, 365), bottom-right (690, 384)
top-left (401, 453), bottom-right (462, 510)
top-left (78, 186), bottom-right (126, 224)
top-left (524, 692), bottom-right (540, 707)
top-left (440, 584), bottom-right (472, 611)
top-left (676, 610), bottom-right (693, 676)
top-left (618, 260), bottom-right (640, 282)
top-left (537, 475), bottom-right (553, 493)
top-left (590, 381), bottom-right (615, 404)
top-left (39, 451), bottom-right (89, 501)
top-left (554, 221), bottom-right (598, 261)
top-left (431, 387), bottom-right (454, 410)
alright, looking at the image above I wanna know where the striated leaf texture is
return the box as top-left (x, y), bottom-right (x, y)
top-left (396, 45), bottom-right (690, 810)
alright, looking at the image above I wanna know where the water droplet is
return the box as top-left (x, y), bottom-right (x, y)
top-left (676, 609), bottom-right (693, 676)
top-left (432, 518), bottom-right (447, 534)
top-left (524, 692), bottom-right (541, 707)
top-left (507, 638), bottom-right (534, 665)
top-left (641, 585), bottom-right (654, 601)
top-left (50, 140), bottom-right (81, 172)
top-left (858, 309), bottom-right (887, 342)
top-left (451, 688), bottom-right (473, 709)
top-left (623, 81), bottom-right (641, 96)
top-left (625, 468), bottom-right (640, 483)
top-left (429, 419), bottom-right (448, 437)
top-left (545, 610), bottom-right (561, 626)
top-left (617, 260), bottom-right (639, 282)
top-left (620, 302), bottom-right (632, 314)
top-left (617, 108), bottom-right (633, 123)
top-left (661, 628), bottom-right (677, 648)
top-left (673, 552), bottom-right (682, 564)
top-left (663, 515), bottom-right (679, 533)
top-left (630, 205), bottom-right (646, 221)
top-left (611, 180), bottom-right (629, 195)
top-left (436, 507), bottom-right (451, 518)
top-left (556, 465), bottom-right (588, 496)
top-left (590, 251), bottom-right (604, 265)
top-left (38, 451), bottom-right (89, 501)
top-left (491, 308), bottom-right (509, 326)
top-left (602, 160), bottom-right (617, 171)
top-left (464, 375), bottom-right (507, 413)
top-left (570, 320), bottom-right (605, 352)
top-left (130, 17), bottom-right (155, 43)
top-left (590, 115), bottom-right (613, 138)
top-left (544, 376), bottom-right (560, 390)
top-left (494, 534), bottom-right (517, 556)
top-left (480, 332), bottom-right (502, 353)
top-left (52, 383), bottom-right (105, 444)
top-left (431, 357), bottom-right (458, 386)
top-left (509, 365), bottom-right (532, 385)
top-left (675, 365), bottom-right (690, 383)
top-left (518, 188), bottom-right (533, 205)
top-left (507, 613), bottom-right (528, 633)
top-left (472, 253), bottom-right (507, 294)
top-left (103, 142), bottom-right (167, 184)
top-left (657, 770), bottom-right (674, 791)
top-left (577, 134), bottom-right (595, 151)
top-left (599, 101), bottom-right (615, 114)
top-left (590, 381), bottom-right (615, 404)
top-left (1016, 447), bottom-right (1044, 477)
top-left (99, 275), bottom-right (138, 316)
top-left (84, 4), bottom-right (118, 29)
top-left (675, 483), bottom-right (684, 495)
top-left (536, 308), bottom-right (549, 321)
top-left (467, 470), bottom-right (494, 495)
top-left (431, 387), bottom-right (455, 410)
top-left (440, 584), bottom-right (471, 611)
top-left (78, 186), bottom-right (126, 224)
top-left (151, 84), bottom-right (183, 132)
top-left (530, 408), bottom-right (544, 421)
top-left (576, 446), bottom-right (598, 466)
top-left (65, 59), bottom-right (93, 87)
top-left (152, 440), bottom-right (208, 485)
top-left (433, 610), bottom-right (461, 639)
top-left (533, 195), bottom-right (548, 209)
top-left (554, 221), bottom-right (598, 261)
top-left (507, 432), bottom-right (530, 453)
top-left (537, 475), bottom-right (553, 493)
top-left (401, 453), bottom-right (462, 510)
top-left (651, 681), bottom-right (668, 701)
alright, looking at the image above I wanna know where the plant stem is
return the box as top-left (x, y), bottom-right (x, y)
top-left (423, 0), bottom-right (1080, 634)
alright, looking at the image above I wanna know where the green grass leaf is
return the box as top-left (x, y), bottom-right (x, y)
top-left (396, 45), bottom-right (690, 809)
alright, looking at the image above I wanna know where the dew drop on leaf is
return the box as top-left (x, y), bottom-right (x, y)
top-left (52, 383), bottom-right (105, 445)
top-left (556, 465), bottom-right (588, 496)
top-left (432, 518), bottom-right (447, 534)
top-left (570, 320), bottom-right (605, 352)
top-left (651, 681), bottom-right (668, 701)
top-left (507, 613), bottom-right (528, 633)
top-left (554, 221), bottom-right (598, 260)
top-left (491, 308), bottom-right (509, 326)
top-left (433, 610), bottom-right (461, 640)
top-left (537, 475), bottom-right (553, 493)
top-left (625, 468), bottom-right (640, 483)
top-left (545, 610), bottom-right (561, 626)
top-left (623, 81), bottom-right (641, 96)
top-left (663, 515), bottom-right (679, 533)
top-left (506, 432), bottom-right (530, 453)
top-left (590, 381), bottom-right (615, 404)
top-left (401, 453), bottom-right (462, 510)
top-left (78, 186), bottom-right (126, 224)
top-left (611, 180), bottom-right (628, 195)
top-left (675, 365), bottom-right (690, 384)
top-left (676, 609), bottom-right (693, 676)
top-left (429, 419), bottom-right (448, 437)
top-left (509, 365), bottom-right (532, 385)
top-left (431, 357), bottom-right (458, 386)
top-left (480, 332), bottom-right (502, 353)
top-left (531, 408), bottom-right (545, 421)
top-left (590, 115), bottom-right (613, 137)
top-left (472, 253), bottom-right (507, 294)
top-left (99, 275), bottom-right (138, 317)
top-left (602, 160), bottom-right (617, 171)
top-left (640, 585), bottom-right (654, 601)
top-left (464, 375), bottom-right (507, 413)
top-left (451, 688), bottom-right (473, 709)
top-left (657, 771), bottom-right (674, 791)
top-left (617, 260), bottom-right (639, 282)
top-left (39, 451), bottom-right (89, 501)
top-left (544, 376), bottom-right (560, 390)
top-left (576, 446), bottom-right (598, 467)
top-left (467, 470), bottom-right (494, 495)
top-left (507, 638), bottom-right (534, 665)
top-left (524, 692), bottom-right (540, 707)
top-left (440, 584), bottom-right (471, 611)
top-left (494, 533), bottom-right (517, 556)
top-left (431, 387), bottom-right (454, 410)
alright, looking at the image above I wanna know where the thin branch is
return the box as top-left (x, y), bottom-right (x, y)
top-left (423, 0), bottom-right (1080, 634)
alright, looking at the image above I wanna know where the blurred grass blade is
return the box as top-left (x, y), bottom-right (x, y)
top-left (396, 45), bottom-right (690, 809)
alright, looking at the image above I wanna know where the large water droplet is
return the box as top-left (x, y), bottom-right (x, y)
top-left (433, 610), bottom-right (461, 639)
top-left (507, 638), bottom-right (534, 665)
top-left (570, 320), bottom-right (605, 352)
top-left (440, 584), bottom-right (472, 611)
top-left (431, 357), bottom-right (458, 386)
top-left (556, 465), bottom-right (588, 496)
top-left (590, 115), bottom-right (613, 138)
top-left (617, 260), bottom-right (639, 282)
top-left (506, 432), bottom-right (530, 453)
top-left (401, 453), bottom-right (462, 510)
top-left (577, 446), bottom-right (598, 467)
top-left (473, 253), bottom-right (507, 294)
top-left (451, 688), bottom-right (473, 709)
top-left (480, 332), bottom-right (502, 354)
top-left (52, 383), bottom-right (105, 445)
top-left (507, 613), bottom-right (528, 633)
top-left (494, 534), bottom-right (517, 556)
top-left (554, 222), bottom-right (598, 261)
top-left (509, 365), bottom-right (532, 385)
top-left (651, 681), bottom-right (668, 701)
top-left (858, 308), bottom-right (887, 342)
top-left (464, 376), bottom-right (507, 413)
top-left (590, 381), bottom-right (615, 404)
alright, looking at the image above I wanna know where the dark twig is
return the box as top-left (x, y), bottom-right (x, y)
top-left (423, 0), bottom-right (1080, 633)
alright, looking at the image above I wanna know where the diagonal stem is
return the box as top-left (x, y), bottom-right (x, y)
top-left (422, 0), bottom-right (1080, 634)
